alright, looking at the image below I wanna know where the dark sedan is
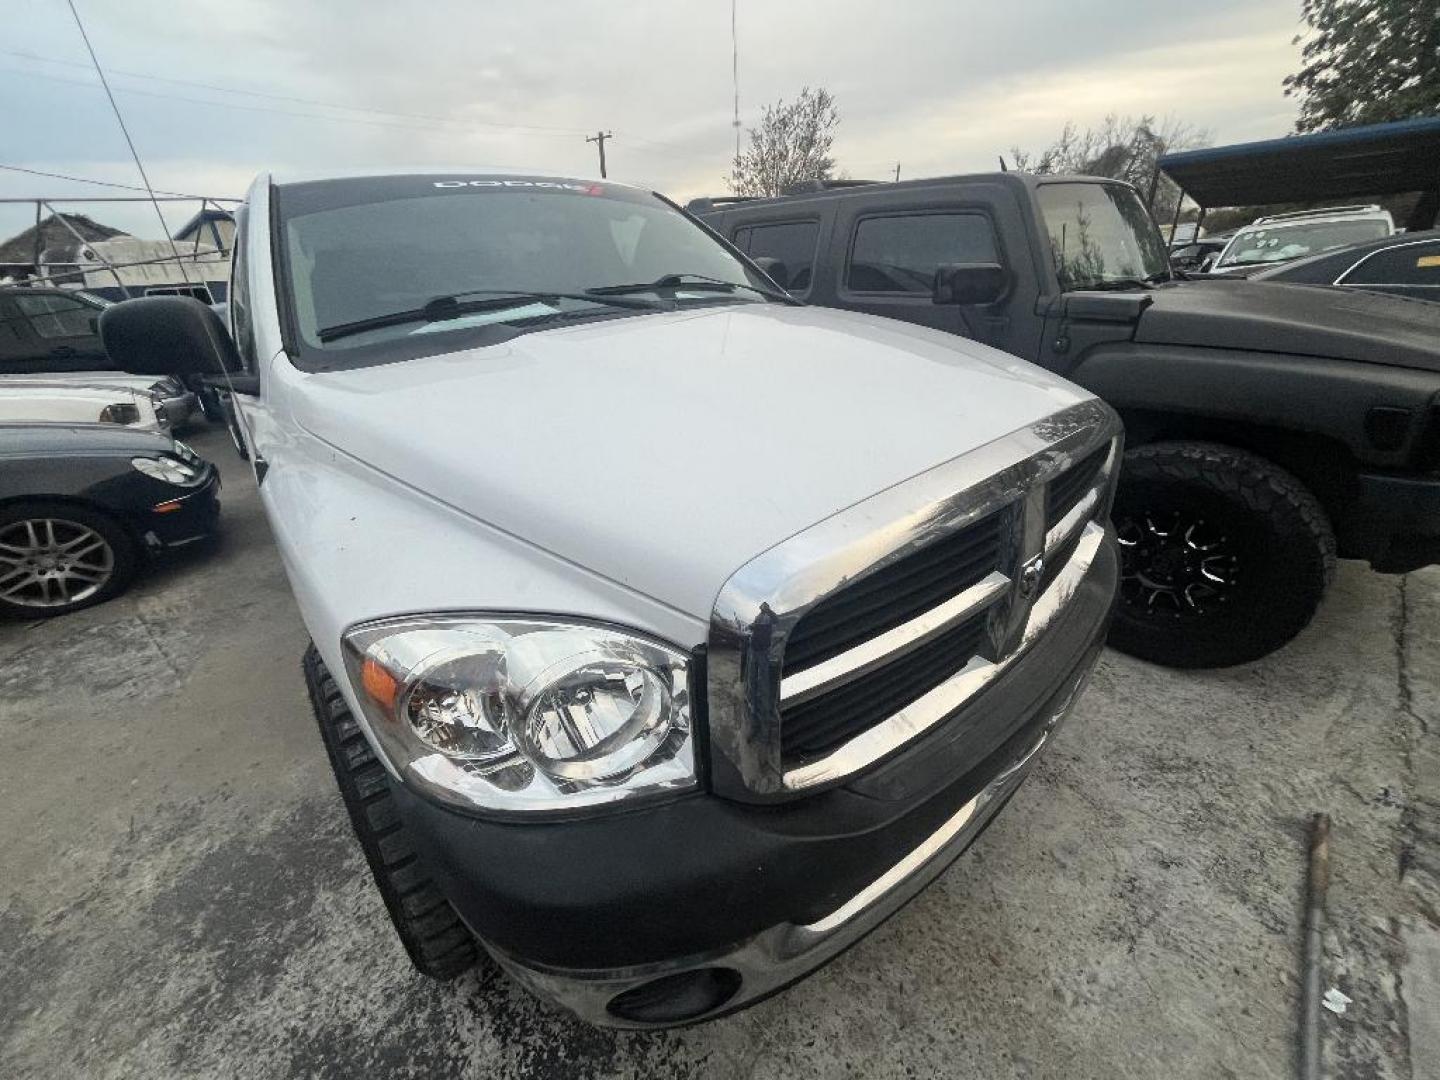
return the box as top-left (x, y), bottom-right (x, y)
top-left (1252, 227), bottom-right (1440, 300)
top-left (0, 423), bottom-right (220, 616)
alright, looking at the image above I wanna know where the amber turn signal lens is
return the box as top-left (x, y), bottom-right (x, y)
top-left (361, 657), bottom-right (401, 710)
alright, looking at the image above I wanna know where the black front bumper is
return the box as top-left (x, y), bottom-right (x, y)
top-left (127, 469), bottom-right (221, 552)
top-left (1336, 470), bottom-right (1440, 572)
top-left (388, 537), bottom-right (1117, 997)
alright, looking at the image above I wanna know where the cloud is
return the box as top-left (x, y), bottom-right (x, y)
top-left (1, 0), bottom-right (1304, 233)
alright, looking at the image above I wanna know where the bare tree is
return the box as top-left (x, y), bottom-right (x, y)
top-left (729, 87), bottom-right (840, 197)
top-left (1011, 114), bottom-right (1209, 222)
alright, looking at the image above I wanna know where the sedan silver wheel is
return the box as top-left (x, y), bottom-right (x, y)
top-left (0, 517), bottom-right (116, 609)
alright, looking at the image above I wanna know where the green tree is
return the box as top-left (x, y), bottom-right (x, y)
top-left (1284, 0), bottom-right (1440, 132)
top-left (729, 87), bottom-right (839, 196)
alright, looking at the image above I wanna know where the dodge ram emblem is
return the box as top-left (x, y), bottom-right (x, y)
top-left (1018, 555), bottom-right (1044, 600)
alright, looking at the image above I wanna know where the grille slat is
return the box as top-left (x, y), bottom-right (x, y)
top-left (782, 547), bottom-right (999, 671)
top-left (782, 516), bottom-right (1001, 674)
top-left (1045, 446), bottom-right (1107, 530)
top-left (780, 612), bottom-right (989, 758)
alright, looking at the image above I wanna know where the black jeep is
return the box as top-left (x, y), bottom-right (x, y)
top-left (693, 175), bottom-right (1440, 667)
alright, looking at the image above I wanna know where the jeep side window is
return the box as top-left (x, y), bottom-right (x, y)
top-left (846, 214), bottom-right (997, 294)
top-left (229, 207), bottom-right (258, 371)
top-left (1342, 241), bottom-right (1440, 289)
top-left (736, 220), bottom-right (821, 293)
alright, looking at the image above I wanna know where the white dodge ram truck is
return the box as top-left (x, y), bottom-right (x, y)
top-left (101, 169), bottom-right (1121, 1027)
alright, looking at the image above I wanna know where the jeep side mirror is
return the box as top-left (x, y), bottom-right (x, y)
top-left (99, 296), bottom-right (241, 377)
top-left (932, 263), bottom-right (1007, 305)
top-left (751, 256), bottom-right (788, 289)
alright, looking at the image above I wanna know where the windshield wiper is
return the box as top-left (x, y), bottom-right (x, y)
top-left (586, 273), bottom-right (797, 304)
top-left (317, 290), bottom-right (665, 344)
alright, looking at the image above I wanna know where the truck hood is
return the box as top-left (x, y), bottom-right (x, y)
top-left (287, 303), bottom-right (1091, 620)
top-left (1135, 279), bottom-right (1440, 372)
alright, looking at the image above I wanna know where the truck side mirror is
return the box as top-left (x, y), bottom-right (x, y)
top-left (751, 256), bottom-right (788, 289)
top-left (100, 296), bottom-right (241, 377)
top-left (932, 263), bottom-right (1007, 305)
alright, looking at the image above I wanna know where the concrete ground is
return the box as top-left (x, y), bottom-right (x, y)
top-left (2, 424), bottom-right (1436, 1080)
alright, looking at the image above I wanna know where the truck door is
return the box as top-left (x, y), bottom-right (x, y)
top-left (825, 182), bottom-right (1041, 357)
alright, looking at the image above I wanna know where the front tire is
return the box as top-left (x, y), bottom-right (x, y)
top-left (0, 501), bottom-right (138, 618)
top-left (1108, 441), bottom-right (1335, 668)
top-left (303, 645), bottom-right (479, 980)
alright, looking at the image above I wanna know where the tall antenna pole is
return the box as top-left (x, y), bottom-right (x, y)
top-left (585, 131), bottom-right (613, 178)
top-left (731, 0), bottom-right (741, 162)
top-left (65, 0), bottom-right (191, 283)
top-left (894, 163), bottom-right (901, 182)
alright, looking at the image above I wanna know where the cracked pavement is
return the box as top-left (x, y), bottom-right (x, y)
top-left (2, 425), bottom-right (1436, 1079)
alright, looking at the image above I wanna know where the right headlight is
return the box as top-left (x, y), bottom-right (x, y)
top-left (341, 616), bottom-right (696, 816)
top-left (131, 455), bottom-right (200, 484)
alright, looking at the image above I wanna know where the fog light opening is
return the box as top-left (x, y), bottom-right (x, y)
top-left (606, 967), bottom-right (742, 1025)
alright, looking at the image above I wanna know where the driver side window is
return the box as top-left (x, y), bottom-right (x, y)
top-left (845, 213), bottom-right (998, 294)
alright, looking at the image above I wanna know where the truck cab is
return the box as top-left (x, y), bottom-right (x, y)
top-left (696, 174), bottom-right (1440, 667)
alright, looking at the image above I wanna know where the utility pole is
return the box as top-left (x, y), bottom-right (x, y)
top-left (731, 0), bottom-right (741, 162)
top-left (586, 131), bottom-right (613, 178)
top-left (893, 162), bottom-right (901, 182)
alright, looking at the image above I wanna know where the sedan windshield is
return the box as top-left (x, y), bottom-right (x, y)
top-left (1214, 218), bottom-right (1391, 268)
top-left (274, 175), bottom-right (773, 367)
top-left (1035, 182), bottom-right (1171, 291)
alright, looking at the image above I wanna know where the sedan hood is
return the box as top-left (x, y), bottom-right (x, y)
top-left (0, 421), bottom-right (171, 457)
top-left (287, 304), bottom-right (1091, 619)
top-left (1136, 278), bottom-right (1440, 372)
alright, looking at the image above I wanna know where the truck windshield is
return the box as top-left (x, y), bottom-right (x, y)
top-left (1214, 218), bottom-right (1391, 268)
top-left (1035, 182), bottom-right (1170, 291)
top-left (273, 175), bottom-right (771, 366)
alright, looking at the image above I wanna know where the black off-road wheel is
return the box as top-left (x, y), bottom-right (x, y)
top-left (304, 644), bottom-right (479, 980)
top-left (1108, 441), bottom-right (1336, 668)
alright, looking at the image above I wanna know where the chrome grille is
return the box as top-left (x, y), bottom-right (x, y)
top-left (705, 398), bottom-right (1122, 802)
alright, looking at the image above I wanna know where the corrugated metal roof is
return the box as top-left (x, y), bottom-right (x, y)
top-left (1157, 117), bottom-right (1440, 209)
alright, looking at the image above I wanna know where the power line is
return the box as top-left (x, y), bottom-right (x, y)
top-left (1, 47), bottom-right (590, 137)
top-left (0, 162), bottom-right (233, 200)
top-left (4, 63), bottom-right (701, 163)
top-left (64, 0), bottom-right (189, 280)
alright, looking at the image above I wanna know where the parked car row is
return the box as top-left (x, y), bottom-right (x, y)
top-left (0, 284), bottom-right (224, 614)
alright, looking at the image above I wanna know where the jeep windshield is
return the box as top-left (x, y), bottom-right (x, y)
top-left (273, 174), bottom-right (775, 369)
top-left (1213, 217), bottom-right (1391, 269)
top-left (1035, 181), bottom-right (1171, 291)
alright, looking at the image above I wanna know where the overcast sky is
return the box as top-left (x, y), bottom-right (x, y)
top-left (1, 0), bottom-right (1304, 240)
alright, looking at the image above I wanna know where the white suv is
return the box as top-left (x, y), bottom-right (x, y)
top-left (98, 168), bottom-right (1121, 1028)
top-left (1207, 204), bottom-right (1395, 274)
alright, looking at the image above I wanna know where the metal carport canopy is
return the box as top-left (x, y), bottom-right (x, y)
top-left (1156, 116), bottom-right (1440, 208)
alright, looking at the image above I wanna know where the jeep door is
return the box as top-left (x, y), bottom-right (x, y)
top-left (822, 181), bottom-right (1040, 357)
